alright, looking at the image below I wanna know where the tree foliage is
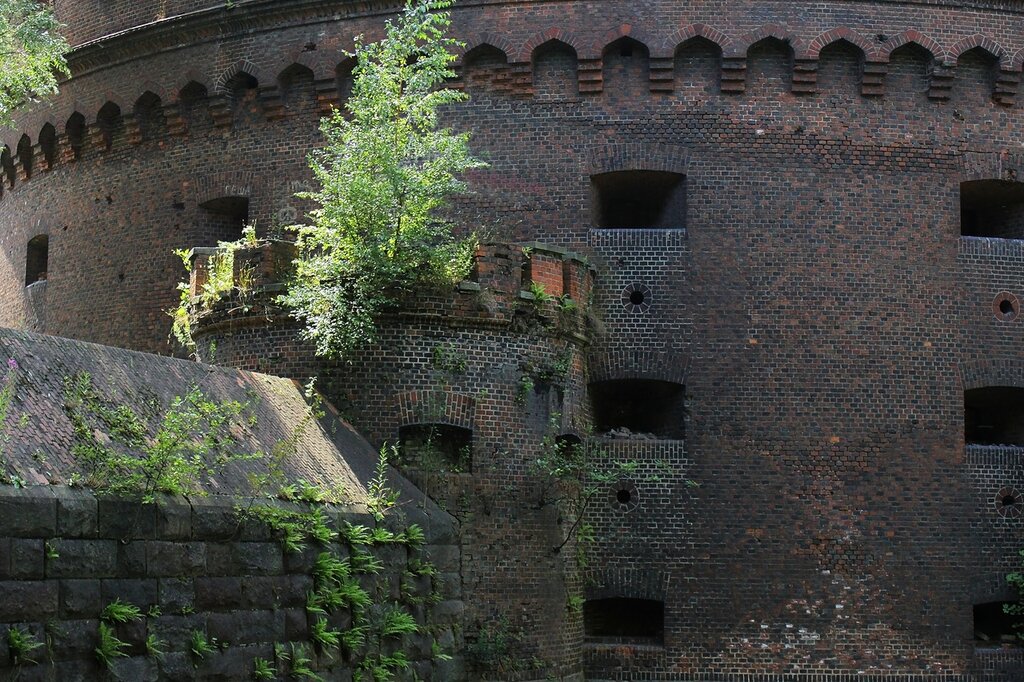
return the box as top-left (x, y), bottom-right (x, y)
top-left (0, 0), bottom-right (69, 129)
top-left (280, 0), bottom-right (485, 359)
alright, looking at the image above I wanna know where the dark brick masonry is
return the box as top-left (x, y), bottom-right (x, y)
top-left (2, 0), bottom-right (1024, 679)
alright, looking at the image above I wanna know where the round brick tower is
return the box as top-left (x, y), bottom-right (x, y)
top-left (3, 0), bottom-right (1024, 679)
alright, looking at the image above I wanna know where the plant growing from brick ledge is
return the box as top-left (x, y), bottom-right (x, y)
top-left (279, 0), bottom-right (486, 359)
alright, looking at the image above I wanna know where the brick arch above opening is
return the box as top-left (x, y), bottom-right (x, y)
top-left (193, 170), bottom-right (255, 207)
top-left (803, 27), bottom-right (877, 61)
top-left (519, 27), bottom-right (584, 63)
top-left (584, 143), bottom-right (690, 178)
top-left (583, 566), bottom-right (666, 601)
top-left (960, 150), bottom-right (1024, 183)
top-left (959, 358), bottom-right (1024, 391)
top-left (948, 34), bottom-right (1010, 69)
top-left (879, 31), bottom-right (943, 62)
top-left (393, 390), bottom-right (476, 431)
top-left (967, 572), bottom-right (1019, 605)
top-left (661, 23), bottom-right (733, 56)
top-left (588, 347), bottom-right (689, 386)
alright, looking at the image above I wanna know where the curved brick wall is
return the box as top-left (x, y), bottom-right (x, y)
top-left (3, 0), bottom-right (1024, 679)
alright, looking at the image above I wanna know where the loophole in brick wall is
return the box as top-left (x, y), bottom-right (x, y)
top-left (993, 292), bottom-right (1019, 322)
top-left (996, 487), bottom-right (1022, 518)
top-left (611, 480), bottom-right (639, 512)
top-left (621, 283), bottom-right (652, 313)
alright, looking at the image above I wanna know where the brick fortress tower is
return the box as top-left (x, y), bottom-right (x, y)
top-left (1, 0), bottom-right (1024, 679)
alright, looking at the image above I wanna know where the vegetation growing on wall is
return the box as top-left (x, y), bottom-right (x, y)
top-left (279, 0), bottom-right (486, 359)
top-left (169, 225), bottom-right (262, 354)
top-left (54, 370), bottom-right (453, 680)
top-left (63, 371), bottom-right (256, 503)
top-left (0, 0), bottom-right (69, 128)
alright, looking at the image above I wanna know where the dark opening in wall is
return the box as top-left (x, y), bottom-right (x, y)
top-left (134, 91), bottom-right (166, 141)
top-left (591, 171), bottom-right (685, 228)
top-left (278, 64), bottom-right (316, 111)
top-left (974, 602), bottom-right (1021, 645)
top-left (39, 123), bottom-right (56, 170)
top-left (180, 82), bottom-right (210, 131)
top-left (17, 134), bottom-right (32, 179)
top-left (199, 196), bottom-right (249, 245)
top-left (398, 424), bottom-right (472, 473)
top-left (584, 598), bottom-right (664, 644)
top-left (591, 379), bottom-right (685, 439)
top-left (1, 146), bottom-right (15, 188)
top-left (965, 387), bottom-right (1024, 445)
top-left (96, 102), bottom-right (123, 152)
top-left (961, 180), bottom-right (1024, 238)
top-left (65, 113), bottom-right (85, 160)
top-left (25, 235), bottom-right (48, 285)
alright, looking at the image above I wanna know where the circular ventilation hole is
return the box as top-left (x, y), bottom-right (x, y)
top-left (611, 480), bottom-right (639, 513)
top-left (996, 487), bottom-right (1023, 518)
top-left (994, 292), bottom-right (1019, 322)
top-left (621, 283), bottom-right (652, 313)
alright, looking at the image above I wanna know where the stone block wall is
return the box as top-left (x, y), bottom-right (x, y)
top-left (0, 486), bottom-right (464, 681)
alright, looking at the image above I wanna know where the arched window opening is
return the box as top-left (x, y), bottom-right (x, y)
top-left (533, 40), bottom-right (578, 100)
top-left (674, 37), bottom-right (722, 96)
top-left (65, 112), bottom-right (86, 160)
top-left (461, 45), bottom-right (508, 91)
top-left (1, 146), bottom-right (15, 188)
top-left (746, 37), bottom-right (794, 95)
top-left (398, 424), bottom-right (472, 473)
top-left (225, 72), bottom-right (260, 121)
top-left (16, 135), bottom-right (32, 179)
top-left (179, 82), bottom-right (211, 132)
top-left (591, 171), bottom-right (686, 229)
top-left (25, 235), bottom-right (49, 286)
top-left (954, 47), bottom-right (998, 104)
top-left (974, 602), bottom-right (1021, 645)
top-left (887, 43), bottom-right (932, 102)
top-left (336, 59), bottom-right (356, 106)
top-left (817, 40), bottom-right (864, 97)
top-left (199, 196), bottom-right (248, 245)
top-left (584, 598), bottom-right (664, 645)
top-left (591, 379), bottom-right (685, 439)
top-left (965, 387), bottom-right (1024, 445)
top-left (278, 64), bottom-right (316, 111)
top-left (134, 91), bottom-right (166, 141)
top-left (602, 37), bottom-right (650, 96)
top-left (39, 123), bottom-right (56, 170)
top-left (96, 102), bottom-right (123, 152)
top-left (961, 180), bottom-right (1024, 238)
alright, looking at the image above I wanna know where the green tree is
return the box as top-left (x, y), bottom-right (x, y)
top-left (0, 0), bottom-right (69, 129)
top-left (280, 0), bottom-right (485, 359)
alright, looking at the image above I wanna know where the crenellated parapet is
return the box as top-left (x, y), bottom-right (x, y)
top-left (186, 240), bottom-right (595, 345)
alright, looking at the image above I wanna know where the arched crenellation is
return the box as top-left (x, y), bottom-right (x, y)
top-left (0, 27), bottom-right (1022, 201)
top-left (532, 39), bottom-right (579, 100)
top-left (459, 43), bottom-right (511, 94)
top-left (16, 134), bottom-right (32, 181)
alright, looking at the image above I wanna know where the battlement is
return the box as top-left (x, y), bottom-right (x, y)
top-left (186, 240), bottom-right (594, 336)
top-left (3, 10), bottom-right (1024, 199)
